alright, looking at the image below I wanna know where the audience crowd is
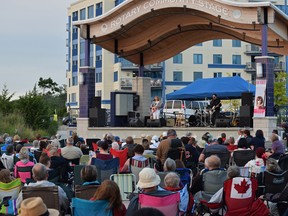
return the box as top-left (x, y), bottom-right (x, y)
top-left (0, 128), bottom-right (286, 216)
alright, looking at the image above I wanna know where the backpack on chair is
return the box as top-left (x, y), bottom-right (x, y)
top-left (166, 139), bottom-right (185, 161)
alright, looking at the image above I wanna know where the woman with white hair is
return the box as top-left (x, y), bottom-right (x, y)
top-left (14, 147), bottom-right (34, 183)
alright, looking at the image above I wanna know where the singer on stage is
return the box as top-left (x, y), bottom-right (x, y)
top-left (150, 96), bottom-right (162, 119)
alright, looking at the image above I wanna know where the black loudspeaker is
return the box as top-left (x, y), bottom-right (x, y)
top-left (239, 117), bottom-right (253, 128)
top-left (89, 108), bottom-right (98, 118)
top-left (241, 92), bottom-right (253, 106)
top-left (160, 118), bottom-right (166, 127)
top-left (89, 109), bottom-right (106, 127)
top-left (240, 106), bottom-right (254, 117)
top-left (91, 96), bottom-right (101, 108)
top-left (129, 118), bottom-right (144, 127)
top-left (215, 118), bottom-right (230, 127)
top-left (144, 116), bottom-right (150, 127)
top-left (147, 119), bottom-right (161, 127)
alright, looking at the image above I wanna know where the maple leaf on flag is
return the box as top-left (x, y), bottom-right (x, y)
top-left (234, 179), bottom-right (250, 194)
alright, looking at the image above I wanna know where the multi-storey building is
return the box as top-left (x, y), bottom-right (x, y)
top-left (66, 0), bottom-right (287, 116)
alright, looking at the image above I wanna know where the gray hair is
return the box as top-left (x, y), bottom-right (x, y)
top-left (32, 140), bottom-right (39, 148)
top-left (66, 137), bottom-right (74, 145)
top-left (163, 158), bottom-right (176, 172)
top-left (164, 172), bottom-right (180, 188)
top-left (32, 163), bottom-right (47, 181)
top-left (167, 129), bottom-right (177, 137)
top-left (266, 158), bottom-right (282, 173)
top-left (19, 147), bottom-right (29, 160)
top-left (51, 139), bottom-right (60, 148)
top-left (227, 166), bottom-right (240, 179)
top-left (49, 147), bottom-right (58, 156)
top-left (205, 155), bottom-right (221, 170)
top-left (111, 142), bottom-right (119, 150)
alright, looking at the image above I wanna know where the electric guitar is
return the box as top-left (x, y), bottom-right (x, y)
top-left (210, 102), bottom-right (221, 114)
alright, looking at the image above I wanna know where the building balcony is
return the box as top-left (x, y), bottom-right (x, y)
top-left (245, 61), bottom-right (285, 72)
top-left (119, 78), bottom-right (162, 90)
top-left (274, 61), bottom-right (286, 71)
top-left (245, 44), bottom-right (261, 54)
top-left (150, 78), bottom-right (162, 88)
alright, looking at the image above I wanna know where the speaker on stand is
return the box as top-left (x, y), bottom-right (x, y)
top-left (239, 106), bottom-right (253, 128)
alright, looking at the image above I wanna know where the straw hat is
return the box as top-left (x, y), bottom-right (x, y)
top-left (20, 197), bottom-right (59, 216)
top-left (137, 168), bottom-right (160, 189)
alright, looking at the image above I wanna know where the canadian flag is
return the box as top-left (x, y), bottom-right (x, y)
top-left (230, 177), bottom-right (252, 199)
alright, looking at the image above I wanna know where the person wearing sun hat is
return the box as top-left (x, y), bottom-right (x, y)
top-left (126, 168), bottom-right (173, 216)
top-left (19, 197), bottom-right (59, 216)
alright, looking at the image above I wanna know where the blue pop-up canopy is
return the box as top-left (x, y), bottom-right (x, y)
top-left (166, 76), bottom-right (255, 100)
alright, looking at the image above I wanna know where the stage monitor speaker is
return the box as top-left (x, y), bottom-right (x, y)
top-left (239, 117), bottom-right (253, 128)
top-left (215, 118), bottom-right (230, 127)
top-left (89, 109), bottom-right (106, 127)
top-left (160, 118), bottom-right (166, 127)
top-left (89, 108), bottom-right (98, 118)
top-left (147, 119), bottom-right (161, 127)
top-left (241, 92), bottom-right (253, 106)
top-left (129, 118), bottom-right (144, 127)
top-left (240, 106), bottom-right (254, 117)
top-left (166, 118), bottom-right (175, 127)
top-left (91, 96), bottom-right (101, 108)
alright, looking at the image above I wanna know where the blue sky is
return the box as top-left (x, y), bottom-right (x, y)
top-left (0, 0), bottom-right (75, 99)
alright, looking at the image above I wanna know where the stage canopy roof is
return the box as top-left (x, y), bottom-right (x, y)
top-left (166, 76), bottom-right (255, 100)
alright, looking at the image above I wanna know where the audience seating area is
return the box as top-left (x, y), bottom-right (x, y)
top-left (0, 130), bottom-right (287, 216)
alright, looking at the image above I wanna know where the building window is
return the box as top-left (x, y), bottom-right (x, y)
top-left (195, 43), bottom-right (202, 46)
top-left (80, 8), bottom-right (86, 20)
top-left (193, 54), bottom-right (203, 64)
top-left (232, 55), bottom-right (241, 64)
top-left (96, 45), bottom-right (102, 51)
top-left (96, 90), bottom-right (102, 97)
top-left (193, 72), bottom-right (203, 81)
top-left (213, 54), bottom-right (222, 64)
top-left (88, 5), bottom-right (94, 19)
top-left (96, 72), bottom-right (102, 83)
top-left (96, 2), bottom-right (103, 16)
top-left (232, 40), bottom-right (241, 47)
top-left (214, 72), bottom-right (222, 78)
top-left (114, 71), bottom-right (118, 82)
top-left (274, 56), bottom-right (279, 63)
top-left (213, 39), bottom-right (222, 47)
top-left (173, 71), bottom-right (183, 81)
top-left (72, 76), bottom-right (78, 86)
top-left (71, 93), bottom-right (77, 102)
top-left (72, 11), bottom-right (78, 21)
top-left (115, 0), bottom-right (125, 6)
top-left (173, 54), bottom-right (183, 64)
top-left (233, 72), bottom-right (241, 77)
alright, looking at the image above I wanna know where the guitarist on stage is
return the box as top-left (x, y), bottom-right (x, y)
top-left (150, 96), bottom-right (162, 119)
top-left (210, 94), bottom-right (221, 126)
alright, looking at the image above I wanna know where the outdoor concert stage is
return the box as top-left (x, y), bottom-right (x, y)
top-left (70, 126), bottom-right (242, 142)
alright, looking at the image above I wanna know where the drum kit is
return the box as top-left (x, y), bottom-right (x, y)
top-left (188, 105), bottom-right (213, 127)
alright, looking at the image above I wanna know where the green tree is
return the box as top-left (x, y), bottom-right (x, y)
top-left (274, 71), bottom-right (288, 106)
top-left (38, 77), bottom-right (60, 95)
top-left (0, 84), bottom-right (15, 116)
top-left (18, 85), bottom-right (50, 130)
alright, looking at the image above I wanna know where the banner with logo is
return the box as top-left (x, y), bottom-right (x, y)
top-left (253, 79), bottom-right (266, 117)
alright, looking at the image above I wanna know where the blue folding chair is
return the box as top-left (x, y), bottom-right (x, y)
top-left (71, 198), bottom-right (112, 216)
top-left (91, 158), bottom-right (119, 183)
